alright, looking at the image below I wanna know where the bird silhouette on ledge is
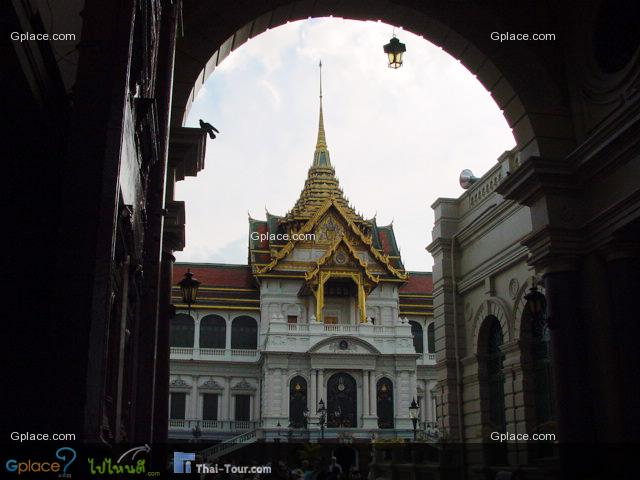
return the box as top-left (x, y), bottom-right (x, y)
top-left (199, 119), bottom-right (219, 139)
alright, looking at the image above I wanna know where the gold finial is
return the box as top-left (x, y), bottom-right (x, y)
top-left (314, 60), bottom-right (330, 165)
top-left (319, 60), bottom-right (323, 99)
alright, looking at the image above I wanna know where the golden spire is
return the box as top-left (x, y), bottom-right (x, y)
top-left (313, 60), bottom-right (331, 167)
top-left (281, 61), bottom-right (366, 226)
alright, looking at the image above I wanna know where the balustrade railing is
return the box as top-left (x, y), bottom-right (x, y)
top-left (168, 419), bottom-right (260, 432)
top-left (287, 324), bottom-right (309, 332)
top-left (170, 347), bottom-right (259, 360)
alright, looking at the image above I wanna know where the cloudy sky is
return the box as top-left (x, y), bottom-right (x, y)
top-left (175, 18), bottom-right (515, 271)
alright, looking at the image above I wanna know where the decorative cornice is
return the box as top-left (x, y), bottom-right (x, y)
top-left (521, 225), bottom-right (583, 272)
top-left (495, 156), bottom-right (577, 206)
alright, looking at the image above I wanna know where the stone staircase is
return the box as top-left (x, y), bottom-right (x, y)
top-left (199, 428), bottom-right (260, 463)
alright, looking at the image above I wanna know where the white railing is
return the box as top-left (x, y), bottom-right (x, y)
top-left (231, 349), bottom-right (258, 357)
top-left (428, 353), bottom-right (436, 360)
top-left (170, 347), bottom-right (259, 361)
top-left (200, 428), bottom-right (259, 462)
top-left (170, 347), bottom-right (193, 355)
top-left (169, 419), bottom-right (260, 432)
top-left (200, 348), bottom-right (226, 357)
top-left (288, 324), bottom-right (309, 332)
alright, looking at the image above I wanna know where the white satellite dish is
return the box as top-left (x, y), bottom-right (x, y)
top-left (459, 169), bottom-right (479, 189)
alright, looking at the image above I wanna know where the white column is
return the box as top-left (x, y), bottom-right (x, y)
top-left (272, 369), bottom-right (281, 416)
top-left (193, 316), bottom-right (200, 350)
top-left (254, 381), bottom-right (261, 420)
top-left (369, 371), bottom-right (377, 417)
top-left (221, 378), bottom-right (229, 420)
top-left (317, 369), bottom-right (325, 403)
top-left (227, 378), bottom-right (233, 421)
top-left (362, 371), bottom-right (370, 418)
top-left (226, 317), bottom-right (232, 350)
top-left (310, 369), bottom-right (317, 412)
top-left (281, 369), bottom-right (288, 417)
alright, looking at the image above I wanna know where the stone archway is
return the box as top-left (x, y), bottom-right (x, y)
top-left (172, 1), bottom-right (575, 162)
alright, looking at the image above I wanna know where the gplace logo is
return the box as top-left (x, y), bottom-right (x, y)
top-left (173, 452), bottom-right (196, 474)
top-left (5, 447), bottom-right (76, 476)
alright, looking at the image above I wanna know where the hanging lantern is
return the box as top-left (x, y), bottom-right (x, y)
top-left (524, 285), bottom-right (547, 321)
top-left (383, 35), bottom-right (406, 69)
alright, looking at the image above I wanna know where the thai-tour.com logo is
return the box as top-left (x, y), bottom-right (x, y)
top-left (173, 452), bottom-right (272, 475)
top-left (173, 452), bottom-right (195, 474)
top-left (5, 447), bottom-right (76, 476)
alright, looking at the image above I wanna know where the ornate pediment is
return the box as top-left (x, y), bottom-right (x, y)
top-left (316, 213), bottom-right (345, 244)
top-left (255, 200), bottom-right (406, 281)
top-left (200, 378), bottom-right (223, 391)
top-left (170, 378), bottom-right (189, 389)
top-left (231, 379), bottom-right (256, 391)
top-left (308, 336), bottom-right (380, 355)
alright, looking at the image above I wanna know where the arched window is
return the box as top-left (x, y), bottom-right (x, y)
top-left (409, 321), bottom-right (424, 353)
top-left (532, 314), bottom-right (554, 424)
top-left (170, 314), bottom-right (194, 347)
top-left (525, 292), bottom-right (556, 458)
top-left (427, 322), bottom-right (435, 353)
top-left (200, 315), bottom-right (226, 349)
top-left (480, 315), bottom-right (506, 465)
top-left (483, 316), bottom-right (506, 430)
top-left (289, 376), bottom-right (308, 428)
top-left (376, 377), bottom-right (394, 429)
top-left (231, 316), bottom-right (258, 349)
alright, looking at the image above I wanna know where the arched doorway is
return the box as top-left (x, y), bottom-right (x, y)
top-left (327, 373), bottom-right (357, 428)
top-left (376, 377), bottom-right (394, 429)
top-left (289, 376), bottom-right (308, 428)
top-left (479, 315), bottom-right (506, 465)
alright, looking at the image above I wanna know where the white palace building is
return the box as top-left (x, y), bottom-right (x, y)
top-left (167, 84), bottom-right (437, 446)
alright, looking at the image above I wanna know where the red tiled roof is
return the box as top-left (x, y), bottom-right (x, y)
top-left (399, 272), bottom-right (433, 294)
top-left (173, 264), bottom-right (256, 289)
top-left (378, 229), bottom-right (392, 255)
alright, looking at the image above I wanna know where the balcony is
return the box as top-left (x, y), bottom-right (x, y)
top-left (170, 347), bottom-right (259, 362)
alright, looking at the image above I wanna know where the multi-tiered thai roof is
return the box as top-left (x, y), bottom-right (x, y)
top-left (248, 64), bottom-right (406, 281)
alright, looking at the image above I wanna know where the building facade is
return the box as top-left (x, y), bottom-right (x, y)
top-left (168, 91), bottom-right (437, 443)
top-left (428, 151), bottom-right (557, 476)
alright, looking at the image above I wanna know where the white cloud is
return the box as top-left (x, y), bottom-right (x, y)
top-left (175, 19), bottom-right (515, 271)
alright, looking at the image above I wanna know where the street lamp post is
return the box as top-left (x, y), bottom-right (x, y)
top-left (178, 269), bottom-right (201, 315)
top-left (409, 398), bottom-right (420, 441)
top-left (317, 399), bottom-right (326, 439)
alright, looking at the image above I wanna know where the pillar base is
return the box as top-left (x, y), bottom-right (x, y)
top-left (394, 418), bottom-right (413, 429)
top-left (361, 416), bottom-right (379, 429)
